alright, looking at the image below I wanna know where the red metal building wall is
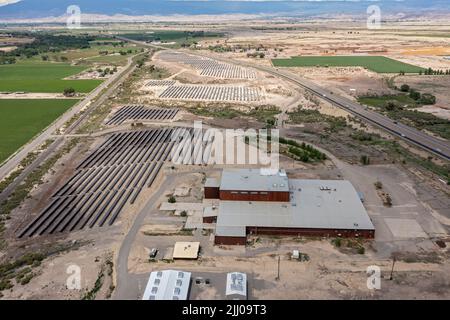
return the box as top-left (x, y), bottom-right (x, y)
top-left (219, 190), bottom-right (290, 202)
top-left (204, 187), bottom-right (220, 199)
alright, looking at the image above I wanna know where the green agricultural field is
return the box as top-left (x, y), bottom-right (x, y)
top-left (121, 30), bottom-right (223, 48)
top-left (272, 56), bottom-right (424, 73)
top-left (357, 94), bottom-right (420, 108)
top-left (0, 61), bottom-right (102, 93)
top-left (0, 99), bottom-right (78, 163)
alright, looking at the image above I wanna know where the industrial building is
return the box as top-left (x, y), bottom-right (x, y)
top-left (142, 270), bottom-right (191, 300)
top-left (204, 168), bottom-right (375, 245)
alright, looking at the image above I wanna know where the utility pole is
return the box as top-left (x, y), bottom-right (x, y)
top-left (276, 256), bottom-right (280, 281)
top-left (389, 256), bottom-right (396, 280)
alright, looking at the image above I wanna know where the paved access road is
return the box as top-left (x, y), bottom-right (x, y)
top-left (248, 65), bottom-right (450, 161)
top-left (121, 37), bottom-right (450, 161)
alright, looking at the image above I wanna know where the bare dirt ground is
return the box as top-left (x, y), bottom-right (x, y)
top-left (147, 52), bottom-right (301, 112)
top-left (0, 46), bottom-right (17, 52)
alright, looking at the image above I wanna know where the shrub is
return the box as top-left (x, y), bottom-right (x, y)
top-left (384, 194), bottom-right (393, 207)
top-left (357, 247), bottom-right (365, 255)
top-left (332, 238), bottom-right (342, 248)
top-left (360, 155), bottom-right (370, 165)
top-left (400, 84), bottom-right (410, 92)
top-left (419, 93), bottom-right (436, 105)
top-left (168, 196), bottom-right (176, 203)
top-left (409, 89), bottom-right (421, 100)
top-left (384, 100), bottom-right (399, 111)
top-left (374, 181), bottom-right (383, 190)
top-left (63, 87), bottom-right (76, 97)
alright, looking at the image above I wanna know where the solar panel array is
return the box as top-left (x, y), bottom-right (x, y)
top-left (18, 128), bottom-right (187, 238)
top-left (106, 106), bottom-right (179, 125)
top-left (159, 51), bottom-right (256, 80)
top-left (159, 85), bottom-right (261, 102)
top-left (145, 80), bottom-right (176, 87)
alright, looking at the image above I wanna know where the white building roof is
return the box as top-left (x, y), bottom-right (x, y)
top-left (219, 168), bottom-right (289, 192)
top-left (205, 177), bottom-right (220, 188)
top-left (142, 270), bottom-right (191, 300)
top-left (173, 242), bottom-right (200, 259)
top-left (226, 272), bottom-right (247, 297)
top-left (216, 179), bottom-right (375, 234)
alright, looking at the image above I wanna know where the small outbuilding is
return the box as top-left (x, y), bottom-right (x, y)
top-left (173, 241), bottom-right (200, 259)
top-left (226, 272), bottom-right (247, 300)
top-left (142, 270), bottom-right (191, 300)
top-left (203, 206), bottom-right (218, 223)
top-left (204, 178), bottom-right (220, 199)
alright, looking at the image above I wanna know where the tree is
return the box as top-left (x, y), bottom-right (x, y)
top-left (168, 195), bottom-right (176, 203)
top-left (384, 100), bottom-right (398, 111)
top-left (400, 84), bottom-right (410, 92)
top-left (409, 89), bottom-right (421, 100)
top-left (63, 87), bottom-right (75, 97)
top-left (136, 58), bottom-right (145, 68)
top-left (419, 93), bottom-right (436, 105)
top-left (360, 155), bottom-right (370, 165)
top-left (60, 56), bottom-right (68, 62)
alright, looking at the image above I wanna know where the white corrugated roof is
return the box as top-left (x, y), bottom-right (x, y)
top-left (216, 179), bottom-right (375, 233)
top-left (205, 178), bottom-right (220, 188)
top-left (226, 272), bottom-right (247, 297)
top-left (142, 270), bottom-right (191, 300)
top-left (220, 168), bottom-right (289, 192)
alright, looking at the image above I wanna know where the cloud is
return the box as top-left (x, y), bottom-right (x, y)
top-left (0, 0), bottom-right (21, 7)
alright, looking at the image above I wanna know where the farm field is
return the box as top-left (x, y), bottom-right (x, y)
top-left (0, 61), bottom-right (102, 93)
top-left (0, 99), bottom-right (78, 163)
top-left (272, 56), bottom-right (424, 73)
top-left (121, 30), bottom-right (223, 48)
top-left (63, 43), bottom-right (137, 60)
top-left (357, 94), bottom-right (420, 108)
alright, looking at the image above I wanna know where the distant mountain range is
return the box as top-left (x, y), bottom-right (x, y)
top-left (0, 0), bottom-right (449, 21)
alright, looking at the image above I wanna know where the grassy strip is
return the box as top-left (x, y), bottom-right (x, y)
top-left (358, 96), bottom-right (450, 140)
top-left (143, 229), bottom-right (194, 237)
top-left (190, 105), bottom-right (280, 126)
top-left (287, 108), bottom-right (347, 133)
top-left (358, 94), bottom-right (419, 108)
top-left (349, 130), bottom-right (449, 182)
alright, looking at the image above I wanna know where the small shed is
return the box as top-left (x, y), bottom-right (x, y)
top-left (173, 242), bottom-right (200, 259)
top-left (203, 206), bottom-right (218, 223)
top-left (204, 178), bottom-right (220, 199)
top-left (226, 272), bottom-right (247, 300)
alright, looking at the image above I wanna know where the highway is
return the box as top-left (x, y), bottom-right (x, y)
top-left (121, 37), bottom-right (450, 161)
